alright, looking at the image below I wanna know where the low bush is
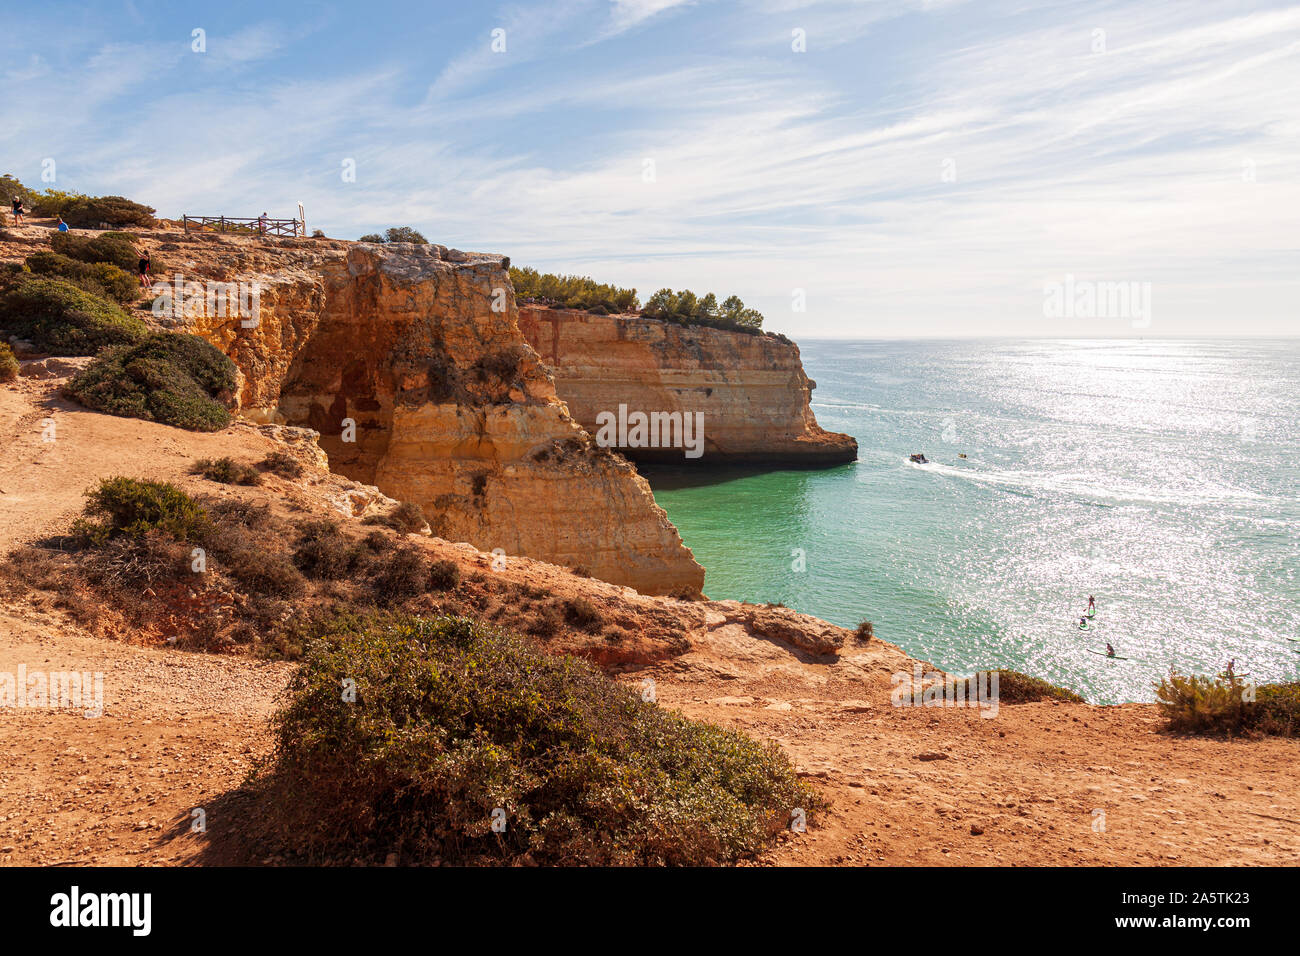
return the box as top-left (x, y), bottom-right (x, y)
top-left (428, 558), bottom-right (460, 591)
top-left (60, 195), bottom-right (156, 229)
top-left (193, 456), bottom-right (262, 485)
top-left (70, 477), bottom-right (211, 545)
top-left (259, 450), bottom-right (306, 479)
top-left (981, 670), bottom-right (1084, 704)
top-left (528, 602), bottom-right (564, 637)
top-left (362, 500), bottom-right (427, 534)
top-left (854, 621), bottom-right (874, 643)
top-left (358, 226), bottom-right (428, 244)
top-left (0, 342), bottom-right (16, 382)
top-left (50, 231), bottom-right (146, 273)
top-left (563, 596), bottom-right (603, 630)
top-left (0, 276), bottom-right (146, 355)
top-left (292, 520), bottom-right (364, 580)
top-left (64, 332), bottom-right (237, 430)
top-left (362, 530), bottom-right (394, 553)
top-left (82, 529), bottom-right (191, 590)
top-left (1154, 671), bottom-right (1300, 738)
top-left (221, 547), bottom-right (306, 598)
top-left (258, 613), bottom-right (821, 865)
top-left (369, 547), bottom-right (430, 605)
top-left (25, 251), bottom-right (139, 305)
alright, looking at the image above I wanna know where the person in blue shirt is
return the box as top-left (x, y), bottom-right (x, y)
top-left (57, 217), bottom-right (68, 232)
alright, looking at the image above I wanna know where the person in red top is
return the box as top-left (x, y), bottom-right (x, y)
top-left (1088, 595), bottom-right (1095, 611)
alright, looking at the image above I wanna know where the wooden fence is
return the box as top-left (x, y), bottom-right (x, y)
top-left (182, 215), bottom-right (304, 238)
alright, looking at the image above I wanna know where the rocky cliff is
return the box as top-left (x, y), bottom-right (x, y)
top-left (172, 235), bottom-right (703, 595)
top-left (517, 307), bottom-right (857, 465)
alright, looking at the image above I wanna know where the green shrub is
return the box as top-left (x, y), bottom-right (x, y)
top-left (28, 188), bottom-right (86, 219)
top-left (25, 251), bottom-right (139, 305)
top-left (50, 231), bottom-right (146, 273)
top-left (967, 670), bottom-right (1085, 704)
top-left (0, 342), bottom-right (16, 382)
top-left (71, 477), bottom-right (211, 545)
top-left (0, 276), bottom-right (146, 355)
top-left (259, 450), bottom-right (306, 479)
top-left (64, 332), bottom-right (237, 430)
top-left (259, 613), bottom-right (821, 865)
top-left (0, 174), bottom-right (39, 211)
top-left (643, 288), bottom-right (764, 332)
top-left (60, 195), bottom-right (155, 229)
top-left (1254, 682), bottom-right (1300, 737)
top-left (359, 226), bottom-right (428, 244)
top-left (510, 266), bottom-right (638, 314)
top-left (428, 558), bottom-right (460, 591)
top-left (1154, 671), bottom-right (1300, 737)
top-left (193, 456), bottom-right (262, 486)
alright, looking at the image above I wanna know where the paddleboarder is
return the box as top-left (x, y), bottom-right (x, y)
top-left (1106, 643), bottom-right (1115, 658)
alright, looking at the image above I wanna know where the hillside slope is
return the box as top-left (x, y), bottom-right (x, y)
top-left (2, 367), bottom-right (1297, 866)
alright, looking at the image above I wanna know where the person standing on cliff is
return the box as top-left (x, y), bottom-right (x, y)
top-left (10, 196), bottom-right (24, 224)
top-left (137, 249), bottom-right (151, 288)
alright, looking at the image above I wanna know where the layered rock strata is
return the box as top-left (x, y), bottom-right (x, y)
top-left (517, 307), bottom-right (856, 465)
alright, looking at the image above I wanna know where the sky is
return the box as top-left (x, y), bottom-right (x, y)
top-left (1, 0), bottom-right (1298, 338)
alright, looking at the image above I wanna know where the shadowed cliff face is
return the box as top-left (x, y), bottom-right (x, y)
top-left (517, 307), bottom-right (857, 466)
top-left (266, 244), bottom-right (705, 596)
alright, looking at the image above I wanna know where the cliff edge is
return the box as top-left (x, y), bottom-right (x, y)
top-left (519, 306), bottom-right (857, 466)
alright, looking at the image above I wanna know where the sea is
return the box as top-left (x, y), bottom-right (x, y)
top-left (643, 339), bottom-right (1300, 704)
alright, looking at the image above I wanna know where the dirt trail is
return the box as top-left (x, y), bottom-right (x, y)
top-left (2, 372), bottom-right (1298, 866)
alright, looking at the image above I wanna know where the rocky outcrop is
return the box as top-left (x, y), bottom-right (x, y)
top-left (518, 307), bottom-right (857, 466)
top-left (222, 243), bottom-right (703, 596)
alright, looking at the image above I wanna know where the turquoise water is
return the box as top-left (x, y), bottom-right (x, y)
top-left (644, 339), bottom-right (1300, 704)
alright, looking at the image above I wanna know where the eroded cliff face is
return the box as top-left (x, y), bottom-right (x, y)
top-left (518, 307), bottom-right (857, 465)
top-left (222, 243), bottom-right (704, 595)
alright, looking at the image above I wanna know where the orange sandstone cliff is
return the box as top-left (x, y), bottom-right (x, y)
top-left (175, 236), bottom-right (703, 595)
top-left (518, 306), bottom-right (857, 466)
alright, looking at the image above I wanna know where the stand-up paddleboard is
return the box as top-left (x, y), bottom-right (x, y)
top-left (1219, 672), bottom-right (1250, 679)
top-left (1086, 608), bottom-right (1096, 619)
top-left (1087, 649), bottom-right (1128, 660)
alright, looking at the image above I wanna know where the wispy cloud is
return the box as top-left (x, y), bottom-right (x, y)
top-left (0, 0), bottom-right (1296, 336)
